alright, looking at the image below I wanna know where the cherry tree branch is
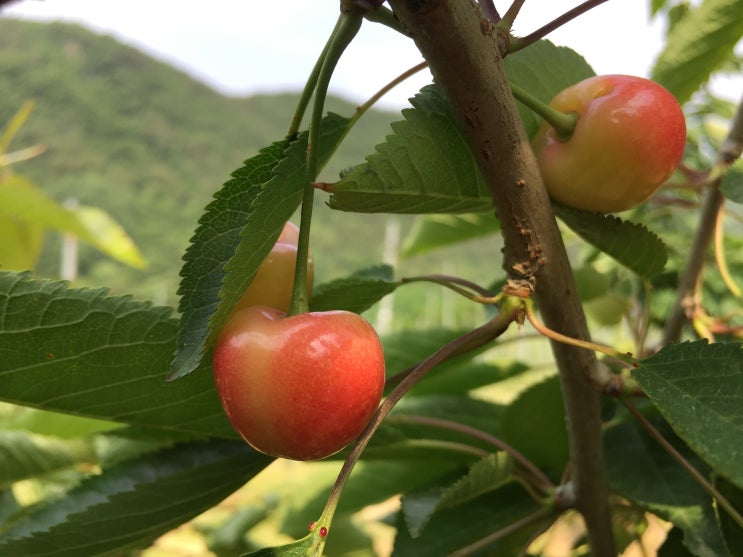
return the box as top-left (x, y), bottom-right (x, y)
top-left (385, 1), bottom-right (615, 554)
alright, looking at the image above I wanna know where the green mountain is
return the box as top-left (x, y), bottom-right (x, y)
top-left (0, 17), bottom-right (494, 330)
top-left (0, 19), bottom-right (399, 293)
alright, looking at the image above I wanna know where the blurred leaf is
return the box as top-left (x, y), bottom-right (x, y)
top-left (604, 419), bottom-right (731, 556)
top-left (171, 113), bottom-right (349, 381)
top-left (501, 376), bottom-right (569, 475)
top-left (71, 205), bottom-right (147, 269)
top-left (0, 439), bottom-right (271, 557)
top-left (0, 175), bottom-right (144, 270)
top-left (0, 270), bottom-right (236, 438)
top-left (633, 340), bottom-right (743, 489)
top-left (573, 265), bottom-right (610, 302)
top-left (651, 0), bottom-right (743, 104)
top-left (0, 404), bottom-right (119, 439)
top-left (721, 166), bottom-right (743, 203)
top-left (373, 395), bottom-right (507, 458)
top-left (0, 101), bottom-right (34, 153)
top-left (393, 483), bottom-right (543, 556)
top-left (0, 213), bottom-right (43, 271)
top-left (309, 264), bottom-right (400, 313)
top-left (504, 40), bottom-right (595, 137)
top-left (401, 213), bottom-right (499, 258)
top-left (0, 431), bottom-right (95, 489)
top-left (555, 205), bottom-right (668, 278)
top-left (402, 453), bottom-right (513, 538)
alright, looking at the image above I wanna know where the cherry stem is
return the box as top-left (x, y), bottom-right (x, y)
top-left (622, 399), bottom-right (743, 530)
top-left (509, 81), bottom-right (577, 140)
top-left (388, 413), bottom-right (555, 495)
top-left (448, 507), bottom-right (554, 557)
top-left (361, 4), bottom-right (409, 35)
top-left (523, 300), bottom-right (633, 389)
top-left (316, 302), bottom-right (523, 543)
top-left (509, 0), bottom-right (612, 53)
top-left (499, 0), bottom-right (526, 30)
top-left (288, 11), bottom-right (363, 317)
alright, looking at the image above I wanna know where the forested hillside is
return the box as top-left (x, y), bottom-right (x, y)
top-left (0, 17), bottom-right (492, 328)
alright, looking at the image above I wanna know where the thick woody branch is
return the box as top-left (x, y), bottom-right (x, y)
top-left (386, 1), bottom-right (615, 554)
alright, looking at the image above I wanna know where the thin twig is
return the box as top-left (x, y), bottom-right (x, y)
top-left (661, 95), bottom-right (743, 344)
top-left (509, 0), bottom-right (612, 53)
top-left (388, 413), bottom-right (555, 494)
top-left (448, 507), bottom-right (554, 557)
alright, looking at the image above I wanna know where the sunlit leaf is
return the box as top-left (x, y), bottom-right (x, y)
top-left (72, 205), bottom-right (147, 269)
top-left (651, 0), bottom-right (743, 104)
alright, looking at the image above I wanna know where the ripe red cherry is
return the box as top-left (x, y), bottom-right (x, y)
top-left (212, 306), bottom-right (386, 460)
top-left (234, 222), bottom-right (314, 313)
top-left (532, 75), bottom-right (686, 213)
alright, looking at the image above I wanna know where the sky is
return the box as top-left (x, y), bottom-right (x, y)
top-left (1, 0), bottom-right (680, 110)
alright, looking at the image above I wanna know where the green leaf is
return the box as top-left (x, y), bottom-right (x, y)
top-left (171, 113), bottom-right (350, 381)
top-left (327, 84), bottom-right (491, 214)
top-left (504, 40), bottom-right (595, 138)
top-left (500, 375), bottom-right (569, 475)
top-left (604, 419), bottom-right (731, 557)
top-left (278, 459), bottom-right (461, 542)
top-left (717, 479), bottom-right (743, 555)
top-left (633, 341), bottom-right (743, 490)
top-left (401, 213), bottom-right (499, 258)
top-left (0, 439), bottom-right (271, 557)
top-left (170, 139), bottom-right (290, 381)
top-left (376, 395), bottom-right (506, 457)
top-left (555, 205), bottom-right (668, 278)
top-left (393, 483), bottom-right (543, 556)
top-left (309, 264), bottom-right (399, 313)
top-left (0, 271), bottom-right (236, 438)
top-left (651, 0), bottom-right (743, 104)
top-left (402, 453), bottom-right (513, 538)
top-left (0, 431), bottom-right (95, 489)
top-left (325, 42), bottom-right (593, 215)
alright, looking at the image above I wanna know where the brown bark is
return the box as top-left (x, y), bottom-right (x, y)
top-left (385, 1), bottom-right (615, 554)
